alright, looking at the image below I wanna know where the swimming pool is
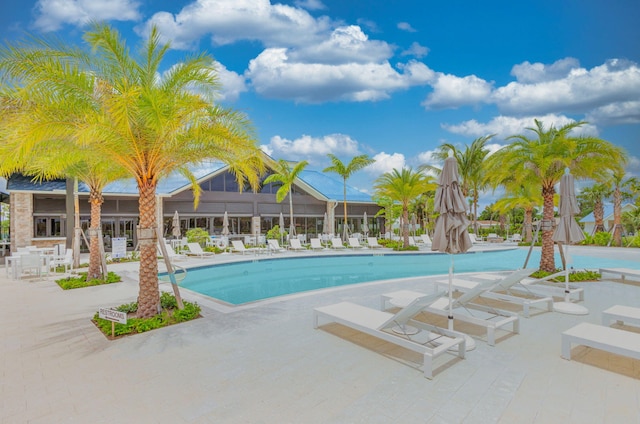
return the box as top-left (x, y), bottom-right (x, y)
top-left (175, 249), bottom-right (640, 305)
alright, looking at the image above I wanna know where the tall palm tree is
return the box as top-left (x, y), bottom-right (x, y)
top-left (434, 135), bottom-right (494, 233)
top-left (323, 154), bottom-right (375, 241)
top-left (607, 171), bottom-right (637, 246)
top-left (0, 24), bottom-right (264, 317)
top-left (373, 168), bottom-right (436, 248)
top-left (263, 159), bottom-right (309, 238)
top-left (577, 183), bottom-right (611, 234)
top-left (486, 119), bottom-right (625, 272)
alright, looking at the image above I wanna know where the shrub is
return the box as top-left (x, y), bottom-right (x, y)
top-left (592, 231), bottom-right (612, 246)
top-left (185, 228), bottom-right (211, 245)
top-left (56, 272), bottom-right (121, 290)
top-left (530, 268), bottom-right (600, 282)
top-left (266, 225), bottom-right (287, 240)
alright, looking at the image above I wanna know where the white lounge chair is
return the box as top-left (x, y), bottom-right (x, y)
top-left (508, 234), bottom-right (522, 243)
top-left (186, 242), bottom-right (215, 258)
top-left (602, 305), bottom-right (640, 329)
top-left (517, 270), bottom-right (585, 302)
top-left (468, 234), bottom-right (485, 244)
top-left (288, 238), bottom-right (305, 251)
top-left (309, 238), bottom-right (325, 251)
top-left (314, 292), bottom-right (466, 379)
top-left (408, 236), bottom-right (418, 247)
top-left (434, 268), bottom-right (551, 318)
top-left (267, 239), bottom-right (287, 253)
top-left (158, 242), bottom-right (186, 261)
top-left (330, 238), bottom-right (346, 249)
top-left (561, 322), bottom-right (640, 361)
top-left (348, 237), bottom-right (363, 249)
top-left (599, 268), bottom-right (640, 283)
top-left (419, 234), bottom-right (432, 246)
top-left (366, 237), bottom-right (383, 249)
top-left (231, 240), bottom-right (256, 255)
top-left (382, 278), bottom-right (521, 346)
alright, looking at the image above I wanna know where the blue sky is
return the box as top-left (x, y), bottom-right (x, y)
top-left (2, 0), bottom-right (639, 207)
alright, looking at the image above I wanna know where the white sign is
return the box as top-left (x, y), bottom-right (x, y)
top-left (99, 308), bottom-right (127, 324)
top-left (111, 237), bottom-right (127, 259)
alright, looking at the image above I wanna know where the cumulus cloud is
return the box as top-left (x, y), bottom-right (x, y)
top-left (138, 0), bottom-right (332, 50)
top-left (397, 22), bottom-right (416, 32)
top-left (401, 42), bottom-right (429, 58)
top-left (294, 0), bottom-right (326, 10)
top-left (422, 73), bottom-right (493, 109)
top-left (492, 59), bottom-right (640, 115)
top-left (510, 57), bottom-right (580, 83)
top-left (260, 133), bottom-right (360, 163)
top-left (586, 101), bottom-right (640, 125)
top-left (442, 114), bottom-right (599, 140)
top-left (365, 152), bottom-right (406, 175)
top-left (33, 0), bottom-right (141, 32)
top-left (213, 63), bottom-right (247, 102)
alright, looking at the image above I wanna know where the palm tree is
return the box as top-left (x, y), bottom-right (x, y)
top-left (434, 135), bottom-right (494, 233)
top-left (493, 183), bottom-right (541, 243)
top-left (0, 24), bottom-right (264, 317)
top-left (578, 183), bottom-right (611, 234)
top-left (373, 168), bottom-right (436, 248)
top-left (486, 119), bottom-right (625, 272)
top-left (323, 154), bottom-right (375, 241)
top-left (263, 159), bottom-right (309, 238)
top-left (607, 171), bottom-right (637, 246)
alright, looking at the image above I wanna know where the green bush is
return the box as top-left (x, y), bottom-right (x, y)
top-left (185, 228), bottom-right (211, 245)
top-left (93, 293), bottom-right (201, 338)
top-left (530, 268), bottom-right (600, 282)
top-left (56, 272), bottom-right (121, 290)
top-left (266, 225), bottom-right (287, 240)
top-left (592, 231), bottom-right (612, 246)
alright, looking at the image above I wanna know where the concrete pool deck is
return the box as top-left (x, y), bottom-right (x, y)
top-left (1, 245), bottom-right (639, 423)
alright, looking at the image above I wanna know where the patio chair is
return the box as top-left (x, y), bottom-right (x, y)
top-left (314, 291), bottom-right (466, 379)
top-left (468, 233), bottom-right (485, 244)
top-left (158, 241), bottom-right (186, 261)
top-left (381, 277), bottom-right (521, 346)
top-left (231, 240), bottom-right (257, 255)
top-left (267, 239), bottom-right (287, 253)
top-left (347, 237), bottom-right (363, 249)
top-left (508, 234), bottom-right (523, 243)
top-left (419, 234), bottom-right (432, 246)
top-left (330, 238), bottom-right (346, 249)
top-left (17, 252), bottom-right (43, 279)
top-left (288, 238), bottom-right (305, 251)
top-left (50, 248), bottom-right (73, 273)
top-left (309, 238), bottom-right (325, 251)
top-left (366, 237), bottom-right (383, 249)
top-left (186, 242), bottom-right (215, 258)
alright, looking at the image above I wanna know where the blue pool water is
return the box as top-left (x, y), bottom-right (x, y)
top-left (176, 249), bottom-right (640, 305)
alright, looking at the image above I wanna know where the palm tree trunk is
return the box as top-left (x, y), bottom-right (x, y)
top-left (402, 207), bottom-right (409, 248)
top-left (524, 208), bottom-right (533, 243)
top-left (137, 180), bottom-right (160, 318)
top-left (594, 199), bottom-right (605, 233)
top-left (613, 188), bottom-right (622, 246)
top-left (540, 186), bottom-right (556, 273)
top-left (87, 188), bottom-right (104, 281)
top-left (288, 189), bottom-right (295, 236)
top-left (343, 178), bottom-right (348, 241)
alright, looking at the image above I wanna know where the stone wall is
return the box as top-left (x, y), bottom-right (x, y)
top-left (10, 192), bottom-right (33, 251)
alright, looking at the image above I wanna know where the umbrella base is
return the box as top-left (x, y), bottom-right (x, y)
top-left (553, 301), bottom-right (589, 315)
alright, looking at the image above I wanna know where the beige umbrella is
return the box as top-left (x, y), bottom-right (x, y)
top-left (322, 212), bottom-right (330, 235)
top-left (362, 211), bottom-right (369, 237)
top-left (172, 211), bottom-right (181, 238)
top-left (432, 154), bottom-right (473, 348)
top-left (222, 211), bottom-right (230, 236)
top-left (552, 169), bottom-right (587, 315)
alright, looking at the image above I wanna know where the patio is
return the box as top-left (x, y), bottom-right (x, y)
top-left (1, 246), bottom-right (639, 423)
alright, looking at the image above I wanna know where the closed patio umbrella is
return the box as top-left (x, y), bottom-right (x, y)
top-left (172, 211), bottom-right (181, 238)
top-left (432, 154), bottom-right (474, 349)
top-left (322, 212), bottom-right (330, 235)
top-left (362, 211), bottom-right (369, 237)
top-left (552, 169), bottom-right (588, 315)
top-left (222, 211), bottom-right (230, 236)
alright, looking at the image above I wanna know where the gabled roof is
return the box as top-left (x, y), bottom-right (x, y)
top-left (6, 160), bottom-right (375, 203)
top-left (580, 203), bottom-right (637, 223)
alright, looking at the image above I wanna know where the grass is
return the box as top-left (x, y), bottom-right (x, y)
top-left (92, 292), bottom-right (201, 339)
top-left (530, 269), bottom-right (600, 282)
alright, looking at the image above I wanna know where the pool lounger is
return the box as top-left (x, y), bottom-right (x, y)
top-left (599, 268), bottom-right (640, 283)
top-left (314, 292), bottom-right (466, 379)
top-left (602, 305), bottom-right (640, 329)
top-left (561, 322), bottom-right (640, 361)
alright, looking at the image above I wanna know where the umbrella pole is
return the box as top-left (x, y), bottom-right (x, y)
top-left (448, 254), bottom-right (454, 331)
top-left (553, 242), bottom-right (588, 315)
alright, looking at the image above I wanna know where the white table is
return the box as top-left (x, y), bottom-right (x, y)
top-left (5, 253), bottom-right (51, 279)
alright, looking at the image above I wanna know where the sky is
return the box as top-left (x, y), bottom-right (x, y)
top-left (1, 0), bottom-right (639, 208)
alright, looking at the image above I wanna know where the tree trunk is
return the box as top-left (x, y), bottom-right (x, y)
top-left (402, 207), bottom-right (409, 248)
top-left (540, 185), bottom-right (556, 273)
top-left (594, 199), bottom-right (605, 233)
top-left (524, 208), bottom-right (533, 243)
top-left (343, 178), bottom-right (348, 241)
top-left (86, 188), bottom-right (104, 281)
top-left (613, 188), bottom-right (622, 246)
top-left (137, 180), bottom-right (160, 318)
top-left (288, 189), bottom-right (295, 236)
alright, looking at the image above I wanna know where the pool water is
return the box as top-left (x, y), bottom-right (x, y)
top-left (176, 249), bottom-right (640, 305)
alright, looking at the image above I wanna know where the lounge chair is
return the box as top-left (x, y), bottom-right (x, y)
top-left (561, 322), bottom-right (640, 361)
top-left (408, 236), bottom-right (418, 247)
top-left (186, 242), bottom-right (215, 258)
top-left (468, 234), bottom-right (485, 244)
top-left (419, 234), bottom-right (432, 246)
top-left (330, 238), bottom-right (346, 249)
top-left (366, 237), bottom-right (383, 249)
top-left (381, 278), bottom-right (520, 346)
top-left (517, 270), bottom-right (585, 302)
top-left (288, 238), bottom-right (305, 251)
top-left (347, 237), bottom-right (363, 249)
top-left (231, 240), bottom-right (256, 255)
top-left (602, 305), bottom-right (640, 328)
top-left (508, 234), bottom-right (522, 243)
top-left (314, 292), bottom-right (466, 379)
top-left (309, 238), bottom-right (325, 251)
top-left (599, 268), bottom-right (640, 283)
top-left (434, 268), bottom-right (551, 318)
top-left (267, 239), bottom-right (287, 253)
top-left (486, 233), bottom-right (504, 243)
top-left (158, 242), bottom-right (186, 261)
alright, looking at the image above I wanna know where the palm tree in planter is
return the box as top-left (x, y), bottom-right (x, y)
top-left (263, 159), bottom-right (309, 239)
top-left (0, 24), bottom-right (264, 317)
top-left (323, 154), bottom-right (375, 241)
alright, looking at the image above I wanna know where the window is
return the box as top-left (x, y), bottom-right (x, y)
top-left (34, 217), bottom-right (64, 237)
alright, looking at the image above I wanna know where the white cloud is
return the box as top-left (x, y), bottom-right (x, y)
top-left (401, 42), bottom-right (429, 58)
top-left (397, 22), bottom-right (416, 32)
top-left (138, 0), bottom-right (332, 50)
top-left (33, 0), bottom-right (141, 31)
top-left (260, 133), bottom-right (360, 163)
top-left (586, 101), bottom-right (640, 125)
top-left (422, 73), bottom-right (493, 109)
top-left (365, 152), bottom-right (405, 175)
top-left (510, 57), bottom-right (580, 83)
top-left (442, 114), bottom-right (599, 140)
top-left (492, 59), bottom-right (640, 115)
top-left (213, 63), bottom-right (247, 102)
top-left (294, 0), bottom-right (326, 10)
